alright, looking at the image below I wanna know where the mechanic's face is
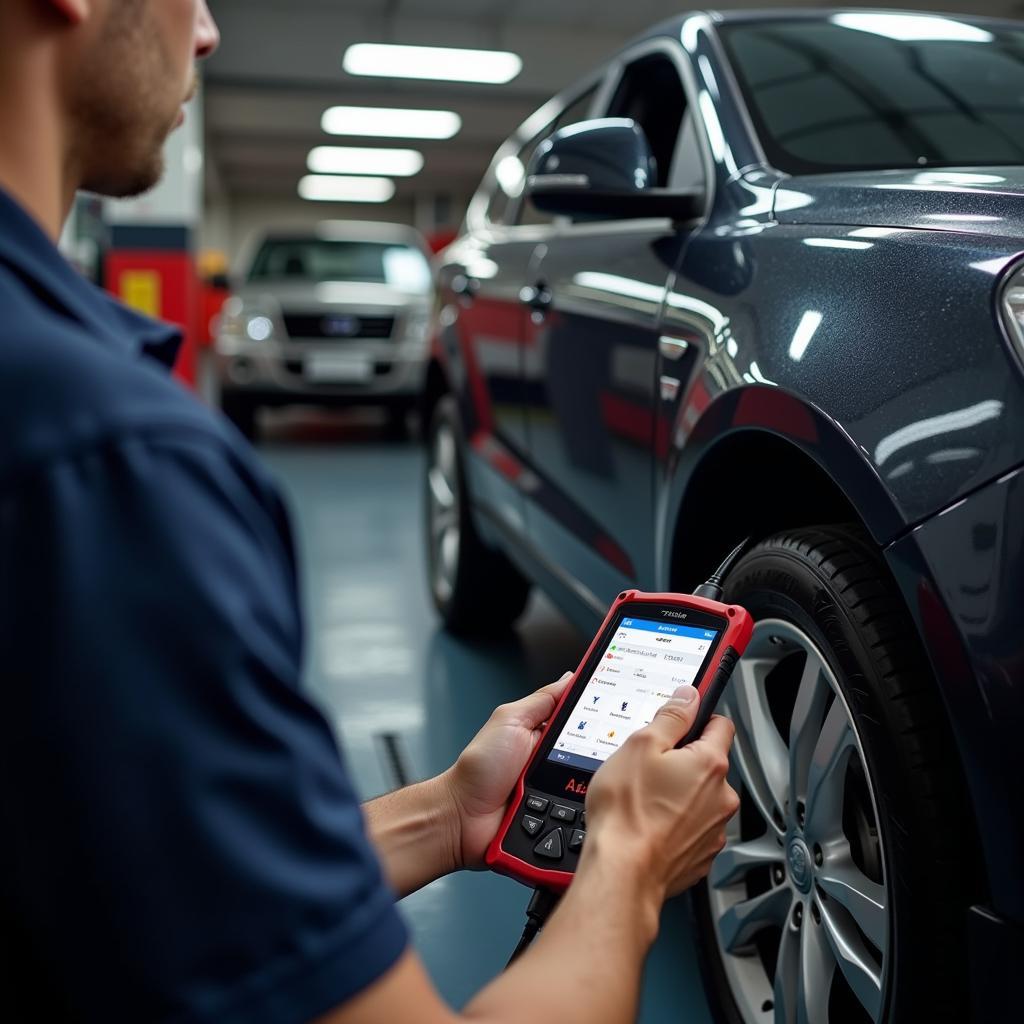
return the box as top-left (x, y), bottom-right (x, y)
top-left (70, 0), bottom-right (219, 198)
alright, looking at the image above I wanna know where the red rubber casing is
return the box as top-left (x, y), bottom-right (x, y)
top-left (484, 589), bottom-right (754, 891)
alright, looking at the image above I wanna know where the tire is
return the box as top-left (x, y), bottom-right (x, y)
top-left (220, 391), bottom-right (258, 441)
top-left (693, 525), bottom-right (969, 1024)
top-left (424, 396), bottom-right (531, 634)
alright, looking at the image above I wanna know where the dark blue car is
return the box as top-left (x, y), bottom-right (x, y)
top-left (422, 9), bottom-right (1024, 1024)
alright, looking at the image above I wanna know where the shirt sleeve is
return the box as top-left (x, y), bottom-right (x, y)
top-left (0, 428), bottom-right (407, 1024)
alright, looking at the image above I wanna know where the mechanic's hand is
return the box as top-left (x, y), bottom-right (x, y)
top-left (443, 673), bottom-right (572, 870)
top-left (583, 685), bottom-right (740, 899)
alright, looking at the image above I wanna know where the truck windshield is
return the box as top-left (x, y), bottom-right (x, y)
top-left (719, 13), bottom-right (1024, 174)
top-left (248, 238), bottom-right (431, 292)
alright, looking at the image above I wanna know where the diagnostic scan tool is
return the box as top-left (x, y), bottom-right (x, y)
top-left (486, 589), bottom-right (753, 891)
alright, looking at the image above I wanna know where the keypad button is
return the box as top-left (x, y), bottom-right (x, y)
top-left (550, 804), bottom-right (577, 824)
top-left (521, 815), bottom-right (544, 836)
top-left (534, 828), bottom-right (564, 860)
top-left (525, 795), bottom-right (549, 814)
top-left (568, 829), bottom-right (585, 852)
top-left (580, 811), bottom-right (586, 829)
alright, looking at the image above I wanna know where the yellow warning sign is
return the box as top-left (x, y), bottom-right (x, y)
top-left (120, 270), bottom-right (161, 317)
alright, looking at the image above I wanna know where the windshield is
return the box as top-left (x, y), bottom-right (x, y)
top-left (720, 14), bottom-right (1024, 174)
top-left (248, 238), bottom-right (431, 292)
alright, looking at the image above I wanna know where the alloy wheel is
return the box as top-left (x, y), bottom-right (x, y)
top-left (427, 420), bottom-right (461, 604)
top-left (708, 619), bottom-right (889, 1024)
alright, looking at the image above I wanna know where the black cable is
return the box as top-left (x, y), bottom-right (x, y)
top-left (691, 536), bottom-right (751, 602)
top-left (505, 887), bottom-right (560, 968)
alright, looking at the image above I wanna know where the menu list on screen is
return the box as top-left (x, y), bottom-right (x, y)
top-left (547, 616), bottom-right (719, 773)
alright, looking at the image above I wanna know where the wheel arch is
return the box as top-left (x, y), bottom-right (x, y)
top-left (662, 388), bottom-right (989, 906)
top-left (662, 386), bottom-right (904, 591)
top-left (666, 429), bottom-right (870, 591)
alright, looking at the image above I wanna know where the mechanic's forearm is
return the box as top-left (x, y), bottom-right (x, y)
top-left (463, 838), bottom-right (662, 1024)
top-left (363, 775), bottom-right (461, 898)
top-left (313, 838), bottom-right (663, 1024)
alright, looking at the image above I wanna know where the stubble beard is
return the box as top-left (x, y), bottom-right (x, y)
top-left (71, 4), bottom-right (185, 199)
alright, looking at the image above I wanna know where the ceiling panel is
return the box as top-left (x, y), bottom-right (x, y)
top-left (203, 0), bottom-right (1024, 238)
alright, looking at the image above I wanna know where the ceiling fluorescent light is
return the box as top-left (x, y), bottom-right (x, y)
top-left (298, 175), bottom-right (395, 203)
top-left (343, 43), bottom-right (522, 84)
top-left (307, 146), bottom-right (423, 177)
top-left (322, 106), bottom-right (461, 140)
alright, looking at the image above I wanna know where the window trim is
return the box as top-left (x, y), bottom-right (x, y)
top-left (506, 82), bottom-right (607, 227)
top-left (600, 37), bottom-right (715, 199)
top-left (538, 36), bottom-right (717, 240)
top-left (467, 34), bottom-right (718, 240)
top-left (465, 65), bottom-right (611, 236)
top-left (701, 15), bottom-right (770, 172)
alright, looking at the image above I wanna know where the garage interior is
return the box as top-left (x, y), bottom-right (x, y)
top-left (203, 3), bottom-right (746, 1016)
top-left (202, 4), bottom-right (754, 1017)
top-left (40, 0), bottom-right (1024, 1021)
top-left (204, 2), bottom-right (1019, 1020)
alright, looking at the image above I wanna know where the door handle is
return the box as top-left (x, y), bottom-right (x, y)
top-left (659, 336), bottom-right (691, 361)
top-left (519, 282), bottom-right (553, 313)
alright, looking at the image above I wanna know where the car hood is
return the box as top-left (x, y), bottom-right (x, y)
top-left (239, 279), bottom-right (427, 312)
top-left (773, 167), bottom-right (1024, 238)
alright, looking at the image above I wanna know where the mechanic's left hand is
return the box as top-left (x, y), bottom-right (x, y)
top-left (443, 672), bottom-right (572, 870)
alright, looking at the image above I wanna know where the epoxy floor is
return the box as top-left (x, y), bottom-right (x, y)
top-left (259, 416), bottom-right (713, 1023)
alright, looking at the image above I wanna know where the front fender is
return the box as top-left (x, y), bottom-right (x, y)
top-left (655, 385), bottom-right (905, 589)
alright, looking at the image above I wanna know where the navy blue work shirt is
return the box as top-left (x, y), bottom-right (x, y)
top-left (0, 188), bottom-right (407, 1022)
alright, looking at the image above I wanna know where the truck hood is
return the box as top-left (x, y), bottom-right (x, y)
top-left (239, 279), bottom-right (427, 312)
top-left (773, 167), bottom-right (1024, 238)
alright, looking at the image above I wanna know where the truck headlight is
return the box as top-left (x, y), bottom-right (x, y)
top-left (403, 311), bottom-right (432, 346)
top-left (219, 297), bottom-right (280, 344)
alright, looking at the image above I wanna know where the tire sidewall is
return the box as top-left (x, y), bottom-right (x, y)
top-left (696, 540), bottom-right (929, 1024)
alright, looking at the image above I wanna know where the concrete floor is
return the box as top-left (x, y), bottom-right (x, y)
top-left (258, 414), bottom-right (713, 1023)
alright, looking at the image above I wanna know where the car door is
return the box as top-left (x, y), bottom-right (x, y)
top-left (521, 44), bottom-right (709, 611)
top-left (438, 79), bottom-right (608, 552)
top-left (437, 226), bottom-right (539, 533)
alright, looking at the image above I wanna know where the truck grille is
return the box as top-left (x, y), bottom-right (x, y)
top-left (282, 313), bottom-right (395, 341)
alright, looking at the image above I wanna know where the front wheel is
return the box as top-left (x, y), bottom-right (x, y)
top-left (424, 396), bottom-right (531, 634)
top-left (694, 525), bottom-right (969, 1024)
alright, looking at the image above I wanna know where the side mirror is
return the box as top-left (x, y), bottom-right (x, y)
top-left (526, 118), bottom-right (703, 221)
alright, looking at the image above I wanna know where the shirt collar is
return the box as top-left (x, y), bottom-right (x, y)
top-left (0, 187), bottom-right (182, 370)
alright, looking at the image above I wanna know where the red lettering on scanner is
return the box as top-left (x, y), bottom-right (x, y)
top-left (565, 778), bottom-right (588, 795)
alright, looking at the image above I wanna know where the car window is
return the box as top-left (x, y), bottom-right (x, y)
top-left (515, 86), bottom-right (600, 227)
top-left (720, 16), bottom-right (1024, 173)
top-left (604, 53), bottom-right (688, 187)
top-left (248, 239), bottom-right (431, 292)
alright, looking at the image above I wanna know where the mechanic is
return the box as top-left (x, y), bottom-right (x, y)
top-left (0, 2), bottom-right (740, 1022)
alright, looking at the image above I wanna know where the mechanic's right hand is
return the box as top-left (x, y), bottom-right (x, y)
top-left (583, 685), bottom-right (739, 899)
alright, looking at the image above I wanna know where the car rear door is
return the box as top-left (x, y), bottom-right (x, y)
top-left (521, 43), bottom-right (709, 608)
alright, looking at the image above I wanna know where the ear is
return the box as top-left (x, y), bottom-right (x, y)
top-left (45, 0), bottom-right (91, 26)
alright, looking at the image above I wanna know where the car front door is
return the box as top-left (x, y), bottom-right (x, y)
top-left (521, 44), bottom-right (710, 612)
top-left (438, 78), bottom-right (609, 563)
top-left (437, 223), bottom-right (541, 536)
